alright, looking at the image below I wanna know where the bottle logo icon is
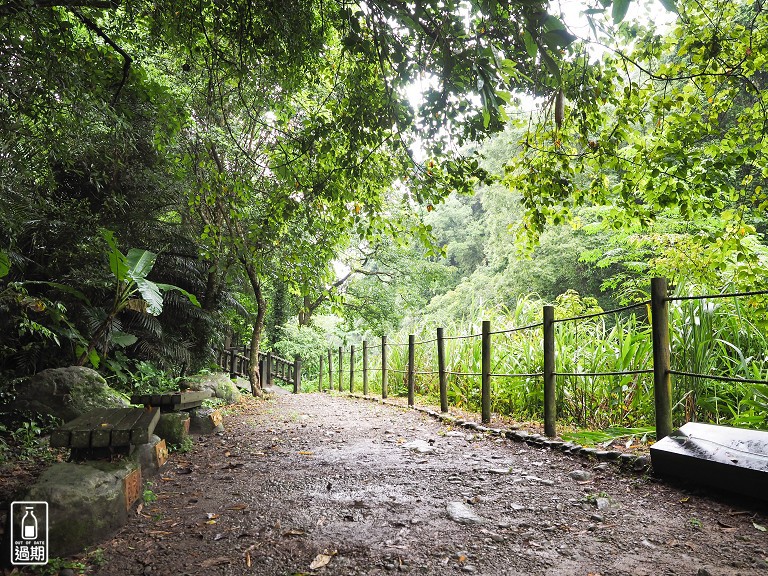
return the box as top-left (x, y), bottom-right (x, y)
top-left (21, 507), bottom-right (38, 540)
top-left (10, 501), bottom-right (48, 566)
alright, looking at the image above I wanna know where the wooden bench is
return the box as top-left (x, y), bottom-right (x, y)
top-left (50, 407), bottom-right (160, 458)
top-left (130, 390), bottom-right (211, 412)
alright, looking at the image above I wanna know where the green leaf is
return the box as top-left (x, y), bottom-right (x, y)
top-left (134, 277), bottom-right (164, 315)
top-left (539, 50), bottom-right (561, 83)
top-left (102, 229), bottom-right (128, 281)
top-left (612, 0), bottom-right (631, 23)
top-left (111, 331), bottom-right (139, 347)
top-left (543, 29), bottom-right (577, 50)
top-left (0, 250), bottom-right (10, 278)
top-left (155, 283), bottom-right (201, 308)
top-left (126, 248), bottom-right (158, 280)
top-left (522, 31), bottom-right (538, 58)
top-left (658, 0), bottom-right (677, 13)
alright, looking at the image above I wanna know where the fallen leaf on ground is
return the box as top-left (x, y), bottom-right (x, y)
top-left (283, 528), bottom-right (306, 536)
top-left (753, 522), bottom-right (767, 532)
top-left (200, 556), bottom-right (230, 568)
top-left (299, 451), bottom-right (314, 456)
top-left (206, 513), bottom-right (220, 520)
top-left (310, 549), bottom-right (337, 570)
top-left (227, 503), bottom-right (249, 511)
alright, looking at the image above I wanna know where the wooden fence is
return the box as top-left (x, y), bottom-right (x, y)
top-left (216, 347), bottom-right (302, 393)
top-left (318, 278), bottom-right (768, 441)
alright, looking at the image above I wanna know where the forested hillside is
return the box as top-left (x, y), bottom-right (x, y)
top-left (1, 0), bottom-right (767, 432)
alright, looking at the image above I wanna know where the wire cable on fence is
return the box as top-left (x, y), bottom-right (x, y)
top-left (669, 370), bottom-right (768, 386)
top-left (388, 369), bottom-right (408, 373)
top-left (553, 369), bottom-right (653, 377)
top-left (443, 333), bottom-right (482, 341)
top-left (667, 288), bottom-right (768, 302)
top-left (490, 372), bottom-right (544, 378)
top-left (489, 322), bottom-right (544, 336)
top-left (414, 338), bottom-right (438, 345)
top-left (552, 300), bottom-right (650, 324)
top-left (446, 371), bottom-right (482, 377)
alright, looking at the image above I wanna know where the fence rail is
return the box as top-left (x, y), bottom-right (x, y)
top-left (317, 277), bottom-right (768, 440)
top-left (216, 347), bottom-right (302, 393)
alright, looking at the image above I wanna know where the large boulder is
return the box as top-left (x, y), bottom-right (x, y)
top-left (23, 459), bottom-right (138, 556)
top-left (181, 371), bottom-right (240, 404)
top-left (4, 367), bottom-right (128, 423)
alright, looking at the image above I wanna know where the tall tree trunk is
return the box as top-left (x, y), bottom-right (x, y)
top-left (297, 294), bottom-right (312, 326)
top-left (242, 258), bottom-right (266, 397)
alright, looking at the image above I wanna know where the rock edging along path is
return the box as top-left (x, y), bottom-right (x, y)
top-left (92, 393), bottom-right (767, 576)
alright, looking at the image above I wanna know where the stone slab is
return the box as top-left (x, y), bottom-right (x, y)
top-left (650, 422), bottom-right (768, 501)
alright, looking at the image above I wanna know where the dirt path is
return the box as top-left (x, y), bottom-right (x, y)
top-left (93, 392), bottom-right (767, 576)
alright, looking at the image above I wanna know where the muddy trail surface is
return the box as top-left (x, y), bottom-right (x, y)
top-left (92, 392), bottom-right (767, 576)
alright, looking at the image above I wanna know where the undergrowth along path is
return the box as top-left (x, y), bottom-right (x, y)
top-left (93, 393), bottom-right (767, 576)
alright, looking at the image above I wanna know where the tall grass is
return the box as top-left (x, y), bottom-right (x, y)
top-left (331, 289), bottom-right (768, 432)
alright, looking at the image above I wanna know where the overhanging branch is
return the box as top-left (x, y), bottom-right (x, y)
top-left (72, 9), bottom-right (131, 105)
top-left (0, 0), bottom-right (118, 16)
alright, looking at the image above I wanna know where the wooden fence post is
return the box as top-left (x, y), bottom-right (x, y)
top-left (338, 346), bottom-right (343, 391)
top-left (293, 356), bottom-right (301, 394)
top-left (363, 340), bottom-right (369, 396)
top-left (318, 354), bottom-right (323, 393)
top-left (651, 277), bottom-right (673, 440)
top-left (349, 345), bottom-right (355, 393)
top-left (327, 348), bottom-right (333, 392)
top-left (266, 351), bottom-right (273, 387)
top-left (481, 320), bottom-right (491, 424)
top-left (407, 334), bottom-right (415, 407)
top-left (437, 327), bottom-right (447, 413)
top-left (543, 305), bottom-right (556, 438)
top-left (381, 335), bottom-right (388, 399)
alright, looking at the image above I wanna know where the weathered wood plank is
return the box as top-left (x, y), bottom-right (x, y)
top-left (90, 408), bottom-right (126, 448)
top-left (68, 408), bottom-right (115, 448)
top-left (131, 390), bottom-right (210, 409)
top-left (130, 407), bottom-right (160, 445)
top-left (111, 408), bottom-right (149, 446)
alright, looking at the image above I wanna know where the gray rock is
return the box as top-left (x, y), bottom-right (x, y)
top-left (402, 439), bottom-right (436, 454)
top-left (568, 470), bottom-right (592, 482)
top-left (595, 497), bottom-right (611, 511)
top-left (182, 371), bottom-right (240, 404)
top-left (189, 407), bottom-right (225, 435)
top-left (4, 366), bottom-right (128, 422)
top-left (24, 459), bottom-right (138, 556)
top-left (447, 502), bottom-right (486, 525)
top-left (130, 434), bottom-right (166, 478)
top-left (525, 475), bottom-right (554, 486)
top-left (154, 412), bottom-right (190, 445)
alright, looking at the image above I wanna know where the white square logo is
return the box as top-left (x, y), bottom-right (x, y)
top-left (10, 501), bottom-right (48, 566)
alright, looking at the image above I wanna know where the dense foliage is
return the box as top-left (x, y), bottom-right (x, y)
top-left (2, 0), bottom-right (766, 436)
top-left (0, 0), bottom-right (580, 392)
